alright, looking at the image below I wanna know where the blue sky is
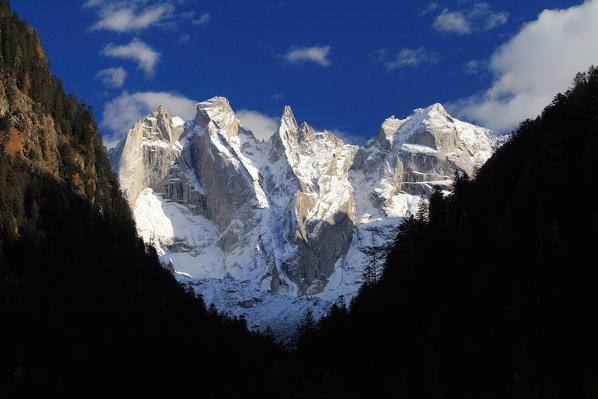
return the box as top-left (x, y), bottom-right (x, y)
top-left (11, 0), bottom-right (598, 146)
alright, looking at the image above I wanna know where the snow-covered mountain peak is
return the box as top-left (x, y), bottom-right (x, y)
top-left (390, 103), bottom-right (504, 162)
top-left (425, 102), bottom-right (447, 114)
top-left (408, 103), bottom-right (452, 127)
top-left (374, 103), bottom-right (488, 153)
top-left (194, 96), bottom-right (239, 136)
top-left (110, 97), bottom-right (506, 339)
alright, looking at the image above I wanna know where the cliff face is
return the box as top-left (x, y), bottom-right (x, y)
top-left (0, 5), bottom-right (126, 217)
top-left (0, 77), bottom-right (61, 175)
top-left (109, 96), bottom-right (504, 335)
top-left (110, 106), bottom-right (186, 207)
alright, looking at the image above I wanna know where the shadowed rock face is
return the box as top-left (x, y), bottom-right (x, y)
top-left (110, 98), bottom-right (504, 299)
top-left (297, 212), bottom-right (355, 295)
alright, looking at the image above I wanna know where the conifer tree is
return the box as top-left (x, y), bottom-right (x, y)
top-left (416, 196), bottom-right (428, 221)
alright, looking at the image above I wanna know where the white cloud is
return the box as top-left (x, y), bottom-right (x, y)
top-left (282, 45), bottom-right (332, 66)
top-left (421, 2), bottom-right (439, 16)
top-left (237, 110), bottom-right (279, 141)
top-left (453, 0), bottom-right (598, 131)
top-left (378, 47), bottom-right (440, 70)
top-left (180, 11), bottom-right (211, 26)
top-left (90, 4), bottom-right (174, 32)
top-left (433, 9), bottom-right (471, 34)
top-left (371, 48), bottom-right (387, 63)
top-left (101, 91), bottom-right (197, 146)
top-left (432, 2), bottom-right (509, 34)
top-left (82, 0), bottom-right (105, 8)
top-left (485, 10), bottom-right (509, 30)
top-left (102, 39), bottom-right (161, 77)
top-left (194, 13), bottom-right (211, 25)
top-left (84, 1), bottom-right (209, 32)
top-left (94, 67), bottom-right (127, 88)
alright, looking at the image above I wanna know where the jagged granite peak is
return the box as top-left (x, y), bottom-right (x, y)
top-left (194, 96), bottom-right (240, 137)
top-left (269, 105), bottom-right (300, 165)
top-left (281, 105), bottom-right (298, 131)
top-left (109, 97), bottom-right (505, 339)
top-left (298, 121), bottom-right (315, 143)
top-left (109, 105), bottom-right (186, 206)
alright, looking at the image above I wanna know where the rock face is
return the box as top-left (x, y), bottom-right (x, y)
top-left (350, 103), bottom-right (501, 224)
top-left (109, 97), bottom-right (505, 337)
top-left (109, 106), bottom-right (186, 207)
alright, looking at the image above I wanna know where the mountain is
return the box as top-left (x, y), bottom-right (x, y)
top-left (293, 67), bottom-right (598, 398)
top-left (109, 96), bottom-right (504, 336)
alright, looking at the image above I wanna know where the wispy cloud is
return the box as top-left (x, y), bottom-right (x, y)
top-left (451, 1), bottom-right (598, 131)
top-left (237, 110), bottom-right (279, 141)
top-left (375, 47), bottom-right (440, 71)
top-left (432, 2), bottom-right (509, 35)
top-left (84, 1), bottom-right (210, 32)
top-left (90, 4), bottom-right (174, 32)
top-left (180, 11), bottom-right (211, 26)
top-left (282, 45), bottom-right (332, 66)
top-left (95, 67), bottom-right (128, 88)
top-left (194, 13), bottom-right (211, 25)
top-left (82, 0), bottom-right (104, 7)
top-left (433, 9), bottom-right (471, 34)
top-left (464, 59), bottom-right (488, 75)
top-left (421, 2), bottom-right (439, 16)
top-left (102, 39), bottom-right (161, 77)
top-left (101, 91), bottom-right (197, 146)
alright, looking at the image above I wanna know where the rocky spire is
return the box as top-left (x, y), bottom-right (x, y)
top-left (269, 106), bottom-right (300, 164)
top-left (279, 106), bottom-right (299, 137)
top-left (298, 121), bottom-right (316, 143)
top-left (195, 96), bottom-right (239, 136)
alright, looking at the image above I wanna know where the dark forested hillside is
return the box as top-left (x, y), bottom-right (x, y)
top-left (294, 67), bottom-right (598, 398)
top-left (0, 2), bottom-right (281, 396)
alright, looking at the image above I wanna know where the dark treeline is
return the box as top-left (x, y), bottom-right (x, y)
top-left (292, 67), bottom-right (598, 398)
top-left (0, 2), bottom-right (283, 396)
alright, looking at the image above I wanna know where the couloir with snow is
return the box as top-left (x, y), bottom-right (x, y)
top-left (108, 97), bottom-right (504, 339)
